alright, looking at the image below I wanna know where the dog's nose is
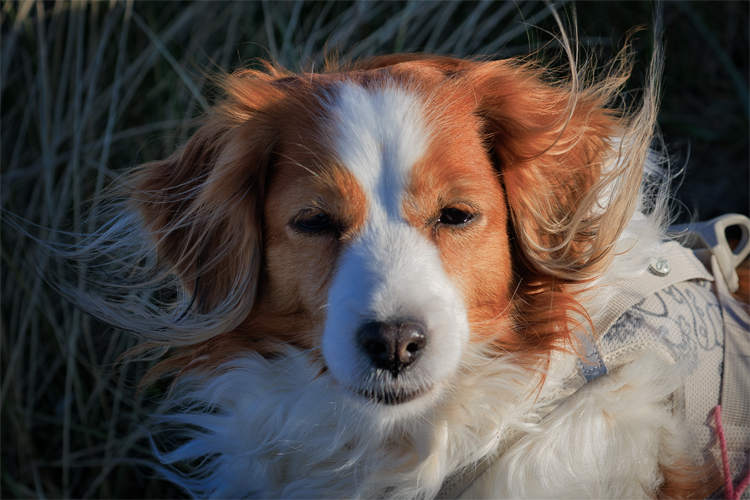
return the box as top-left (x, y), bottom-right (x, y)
top-left (356, 321), bottom-right (427, 376)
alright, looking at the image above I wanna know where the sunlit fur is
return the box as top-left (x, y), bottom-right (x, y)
top-left (49, 43), bottom-right (722, 498)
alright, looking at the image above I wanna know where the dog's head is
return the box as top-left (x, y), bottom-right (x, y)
top-left (132, 55), bottom-right (652, 410)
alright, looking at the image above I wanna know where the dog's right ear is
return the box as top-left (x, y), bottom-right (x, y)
top-left (129, 73), bottom-right (287, 323)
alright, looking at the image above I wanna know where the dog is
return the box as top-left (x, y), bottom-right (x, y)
top-left (54, 45), bottom-right (750, 498)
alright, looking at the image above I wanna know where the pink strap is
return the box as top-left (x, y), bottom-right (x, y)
top-left (713, 405), bottom-right (750, 500)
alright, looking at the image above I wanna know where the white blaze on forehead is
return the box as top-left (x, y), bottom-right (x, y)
top-left (320, 80), bottom-right (469, 410)
top-left (325, 81), bottom-right (432, 218)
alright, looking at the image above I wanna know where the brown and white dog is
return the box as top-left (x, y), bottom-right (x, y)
top-left (59, 47), bottom-right (742, 498)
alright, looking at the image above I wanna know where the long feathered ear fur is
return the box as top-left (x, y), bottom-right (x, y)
top-left (41, 67), bottom-right (294, 349)
top-left (473, 40), bottom-right (662, 354)
top-left (125, 68), bottom-right (301, 336)
top-left (130, 112), bottom-right (269, 316)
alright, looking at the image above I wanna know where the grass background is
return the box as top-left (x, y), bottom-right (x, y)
top-left (1, 1), bottom-right (747, 498)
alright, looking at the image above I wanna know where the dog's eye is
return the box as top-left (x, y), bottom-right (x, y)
top-left (293, 213), bottom-right (337, 234)
top-left (438, 207), bottom-right (475, 226)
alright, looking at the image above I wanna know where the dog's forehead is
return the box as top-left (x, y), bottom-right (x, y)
top-left (321, 80), bottom-right (432, 218)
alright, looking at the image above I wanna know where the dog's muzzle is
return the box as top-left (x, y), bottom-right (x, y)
top-left (322, 221), bottom-right (469, 408)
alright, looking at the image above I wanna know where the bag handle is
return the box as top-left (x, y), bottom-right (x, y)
top-left (670, 214), bottom-right (750, 293)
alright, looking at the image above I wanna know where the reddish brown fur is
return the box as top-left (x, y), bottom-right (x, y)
top-left (401, 83), bottom-right (515, 345)
top-left (657, 456), bottom-right (722, 499)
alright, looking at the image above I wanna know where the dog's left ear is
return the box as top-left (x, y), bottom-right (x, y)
top-left (468, 57), bottom-right (658, 353)
top-left (472, 59), bottom-right (646, 282)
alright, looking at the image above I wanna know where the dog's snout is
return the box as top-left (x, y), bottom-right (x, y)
top-left (357, 321), bottom-right (427, 376)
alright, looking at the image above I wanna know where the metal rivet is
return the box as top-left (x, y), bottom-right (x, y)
top-left (648, 256), bottom-right (670, 276)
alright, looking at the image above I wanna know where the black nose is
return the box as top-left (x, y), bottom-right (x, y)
top-left (357, 321), bottom-right (428, 377)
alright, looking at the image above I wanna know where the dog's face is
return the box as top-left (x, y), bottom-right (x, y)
top-left (134, 56), bottom-right (621, 409)
top-left (262, 80), bottom-right (513, 407)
